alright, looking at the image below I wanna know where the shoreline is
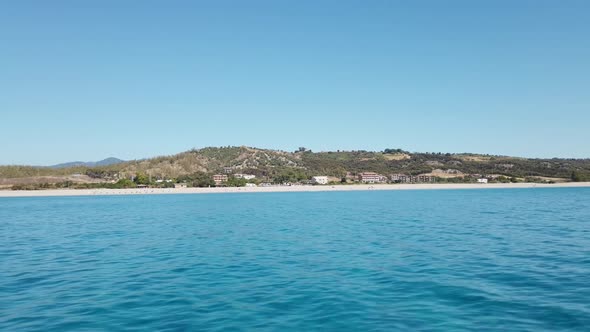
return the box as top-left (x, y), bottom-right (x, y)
top-left (1, 182), bottom-right (590, 198)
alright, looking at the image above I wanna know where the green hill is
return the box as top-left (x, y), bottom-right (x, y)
top-left (2, 146), bottom-right (590, 188)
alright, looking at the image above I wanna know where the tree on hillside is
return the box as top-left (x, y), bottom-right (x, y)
top-left (570, 170), bottom-right (587, 182)
top-left (114, 179), bottom-right (135, 188)
top-left (383, 148), bottom-right (406, 154)
top-left (134, 172), bottom-right (149, 185)
top-left (226, 176), bottom-right (247, 187)
top-left (176, 172), bottom-right (216, 187)
top-left (273, 168), bottom-right (308, 184)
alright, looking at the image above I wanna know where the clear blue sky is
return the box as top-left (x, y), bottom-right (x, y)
top-left (1, 1), bottom-right (589, 165)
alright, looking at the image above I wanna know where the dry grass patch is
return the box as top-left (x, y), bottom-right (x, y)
top-left (383, 153), bottom-right (411, 161)
top-left (456, 155), bottom-right (492, 162)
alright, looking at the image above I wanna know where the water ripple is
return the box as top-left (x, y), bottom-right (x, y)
top-left (1, 188), bottom-right (590, 331)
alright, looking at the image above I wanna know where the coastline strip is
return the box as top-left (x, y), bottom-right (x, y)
top-left (1, 182), bottom-right (590, 198)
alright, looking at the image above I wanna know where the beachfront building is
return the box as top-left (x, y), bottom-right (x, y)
top-left (391, 174), bottom-right (434, 183)
top-left (311, 176), bottom-right (329, 185)
top-left (213, 174), bottom-right (228, 185)
top-left (174, 183), bottom-right (188, 189)
top-left (417, 175), bottom-right (435, 183)
top-left (477, 178), bottom-right (488, 183)
top-left (391, 174), bottom-right (410, 183)
top-left (234, 174), bottom-right (256, 180)
top-left (345, 172), bottom-right (357, 182)
top-left (359, 172), bottom-right (383, 183)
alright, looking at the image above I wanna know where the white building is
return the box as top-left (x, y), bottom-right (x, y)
top-left (213, 174), bottom-right (228, 185)
top-left (234, 174), bottom-right (256, 180)
top-left (477, 178), bottom-right (488, 184)
top-left (245, 183), bottom-right (257, 187)
top-left (359, 172), bottom-right (383, 183)
top-left (311, 176), bottom-right (329, 185)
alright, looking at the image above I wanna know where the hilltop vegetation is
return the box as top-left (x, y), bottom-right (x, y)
top-left (2, 146), bottom-right (590, 188)
top-left (0, 165), bottom-right (90, 178)
top-left (117, 146), bottom-right (301, 180)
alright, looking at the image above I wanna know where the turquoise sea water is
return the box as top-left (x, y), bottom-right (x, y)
top-left (1, 188), bottom-right (590, 331)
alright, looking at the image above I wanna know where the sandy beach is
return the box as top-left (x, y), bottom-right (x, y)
top-left (1, 182), bottom-right (589, 197)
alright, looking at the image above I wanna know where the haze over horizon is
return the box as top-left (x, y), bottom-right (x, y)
top-left (2, 1), bottom-right (589, 165)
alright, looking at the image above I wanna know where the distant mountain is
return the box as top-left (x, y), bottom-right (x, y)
top-left (50, 157), bottom-right (125, 169)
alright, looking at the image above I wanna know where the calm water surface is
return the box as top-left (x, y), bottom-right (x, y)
top-left (1, 188), bottom-right (590, 331)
